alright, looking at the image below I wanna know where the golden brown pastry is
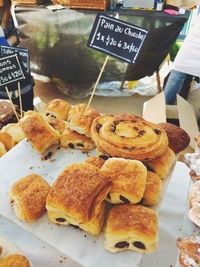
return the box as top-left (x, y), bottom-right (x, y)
top-left (20, 112), bottom-right (60, 153)
top-left (145, 147), bottom-right (176, 179)
top-left (0, 141), bottom-right (6, 157)
top-left (45, 98), bottom-right (71, 120)
top-left (177, 236), bottom-right (200, 267)
top-left (9, 174), bottom-right (50, 222)
top-left (105, 204), bottom-right (158, 253)
top-left (0, 254), bottom-right (31, 267)
top-left (84, 156), bottom-right (106, 169)
top-left (188, 202), bottom-right (200, 228)
top-left (101, 158), bottom-right (147, 204)
top-left (184, 153), bottom-right (200, 181)
top-left (1, 123), bottom-right (25, 145)
top-left (159, 122), bottom-right (190, 154)
top-left (0, 132), bottom-right (14, 151)
top-left (195, 133), bottom-right (200, 147)
top-left (46, 162), bottom-right (112, 235)
top-left (60, 123), bottom-right (95, 151)
top-left (68, 103), bottom-right (100, 137)
top-left (91, 114), bottom-right (168, 161)
top-left (46, 116), bottom-right (66, 134)
top-left (189, 181), bottom-right (200, 208)
top-left (142, 171), bottom-right (162, 206)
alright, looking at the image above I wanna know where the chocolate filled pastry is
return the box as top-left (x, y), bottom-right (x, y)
top-left (1, 123), bottom-right (25, 145)
top-left (0, 254), bottom-right (31, 267)
top-left (0, 141), bottom-right (6, 157)
top-left (9, 174), bottom-right (50, 222)
top-left (20, 111), bottom-right (60, 153)
top-left (101, 158), bottom-right (147, 204)
top-left (184, 153), bottom-right (200, 181)
top-left (177, 236), bottom-right (200, 267)
top-left (142, 171), bottom-right (162, 206)
top-left (159, 122), bottom-right (190, 154)
top-left (145, 147), bottom-right (176, 179)
top-left (85, 156), bottom-right (106, 169)
top-left (46, 162), bottom-right (112, 235)
top-left (46, 116), bottom-right (66, 134)
top-left (68, 103), bottom-right (100, 137)
top-left (91, 114), bottom-right (168, 161)
top-left (105, 204), bottom-right (158, 253)
top-left (45, 98), bottom-right (71, 120)
top-left (189, 181), bottom-right (200, 208)
top-left (60, 123), bottom-right (95, 151)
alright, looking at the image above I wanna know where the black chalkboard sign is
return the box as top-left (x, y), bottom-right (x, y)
top-left (0, 54), bottom-right (26, 87)
top-left (88, 14), bottom-right (148, 64)
top-left (0, 45), bottom-right (29, 73)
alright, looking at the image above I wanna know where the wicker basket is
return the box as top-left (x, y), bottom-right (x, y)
top-left (12, 0), bottom-right (47, 5)
top-left (68, 0), bottom-right (108, 10)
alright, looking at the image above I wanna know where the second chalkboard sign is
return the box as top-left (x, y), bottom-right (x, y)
top-left (0, 54), bottom-right (25, 87)
top-left (88, 14), bottom-right (148, 64)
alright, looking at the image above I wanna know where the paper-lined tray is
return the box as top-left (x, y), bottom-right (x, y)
top-left (0, 139), bottom-right (176, 267)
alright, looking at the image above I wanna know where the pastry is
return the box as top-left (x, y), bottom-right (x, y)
top-left (45, 98), bottom-right (71, 120)
top-left (194, 133), bottom-right (200, 147)
top-left (91, 114), bottom-right (168, 161)
top-left (1, 123), bottom-right (25, 145)
top-left (184, 153), bottom-right (200, 181)
top-left (46, 116), bottom-right (66, 134)
top-left (0, 141), bottom-right (6, 157)
top-left (20, 111), bottom-right (60, 153)
top-left (9, 174), bottom-right (50, 222)
top-left (189, 181), bottom-right (200, 207)
top-left (104, 204), bottom-right (158, 253)
top-left (145, 147), bottom-right (176, 179)
top-left (0, 132), bottom-right (14, 151)
top-left (60, 123), bottom-right (95, 151)
top-left (84, 156), bottom-right (106, 169)
top-left (0, 254), bottom-right (31, 267)
top-left (96, 147), bottom-right (111, 160)
top-left (188, 202), bottom-right (200, 228)
top-left (142, 171), bottom-right (162, 206)
top-left (101, 158), bottom-right (147, 204)
top-left (46, 162), bottom-right (112, 235)
top-left (159, 122), bottom-right (190, 154)
top-left (68, 103), bottom-right (100, 137)
top-left (177, 236), bottom-right (200, 267)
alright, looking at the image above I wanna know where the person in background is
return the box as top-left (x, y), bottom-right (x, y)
top-left (163, 0), bottom-right (200, 104)
top-left (0, 0), bottom-right (34, 111)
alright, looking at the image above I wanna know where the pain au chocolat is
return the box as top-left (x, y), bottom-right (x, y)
top-left (105, 204), bottom-right (158, 253)
top-left (45, 98), bottom-right (71, 120)
top-left (101, 158), bottom-right (147, 204)
top-left (91, 114), bottom-right (168, 161)
top-left (46, 162), bottom-right (112, 235)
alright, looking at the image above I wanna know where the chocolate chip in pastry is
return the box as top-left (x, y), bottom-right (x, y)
top-left (60, 123), bottom-right (95, 151)
top-left (46, 116), bottom-right (66, 134)
top-left (159, 122), bottom-right (190, 154)
top-left (104, 204), bottom-right (158, 253)
top-left (142, 171), bottom-right (162, 206)
top-left (68, 103), bottom-right (100, 137)
top-left (184, 153), bottom-right (200, 181)
top-left (91, 114), bottom-right (168, 161)
top-left (177, 236), bottom-right (200, 267)
top-left (145, 147), bottom-right (176, 180)
top-left (9, 174), bottom-right (50, 222)
top-left (96, 148), bottom-right (111, 160)
top-left (20, 111), bottom-right (60, 154)
top-left (45, 98), bottom-right (71, 120)
top-left (101, 158), bottom-right (147, 204)
top-left (0, 254), bottom-right (31, 267)
top-left (46, 162), bottom-right (112, 235)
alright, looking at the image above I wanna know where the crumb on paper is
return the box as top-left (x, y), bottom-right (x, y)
top-left (29, 166), bottom-right (33, 170)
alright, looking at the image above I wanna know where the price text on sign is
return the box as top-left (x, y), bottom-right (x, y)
top-left (0, 54), bottom-right (25, 87)
top-left (0, 45), bottom-right (30, 73)
top-left (87, 14), bottom-right (148, 64)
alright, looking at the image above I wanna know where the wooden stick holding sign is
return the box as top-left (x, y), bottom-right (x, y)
top-left (18, 82), bottom-right (23, 118)
top-left (88, 55), bottom-right (109, 106)
top-left (5, 86), bottom-right (19, 121)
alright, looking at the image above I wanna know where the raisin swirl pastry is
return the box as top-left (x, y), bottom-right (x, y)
top-left (105, 204), bottom-right (158, 253)
top-left (91, 114), bottom-right (168, 161)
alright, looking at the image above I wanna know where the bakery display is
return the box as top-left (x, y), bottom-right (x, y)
top-left (91, 114), bottom-right (168, 161)
top-left (68, 103), bottom-right (100, 137)
top-left (104, 204), bottom-right (158, 253)
top-left (20, 111), bottom-right (60, 153)
top-left (145, 147), bottom-right (176, 179)
top-left (45, 98), bottom-right (71, 120)
top-left (101, 158), bottom-right (147, 204)
top-left (0, 254), bottom-right (31, 267)
top-left (159, 122), bottom-right (190, 154)
top-left (142, 171), bottom-right (162, 206)
top-left (177, 236), bottom-right (200, 267)
top-left (9, 174), bottom-right (50, 222)
top-left (184, 153), bottom-right (200, 181)
top-left (46, 162), bottom-right (112, 235)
